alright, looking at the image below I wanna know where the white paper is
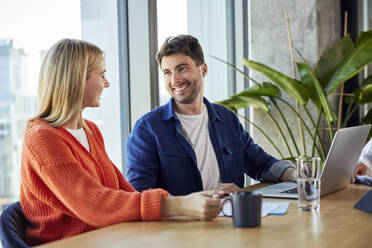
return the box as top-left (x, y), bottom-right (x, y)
top-left (264, 201), bottom-right (290, 215)
top-left (219, 201), bottom-right (290, 217)
top-left (356, 175), bottom-right (372, 184)
top-left (261, 202), bottom-right (280, 217)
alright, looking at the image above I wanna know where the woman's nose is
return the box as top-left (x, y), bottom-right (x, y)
top-left (104, 79), bottom-right (110, 88)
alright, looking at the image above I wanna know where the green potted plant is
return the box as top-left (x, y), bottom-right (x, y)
top-left (213, 30), bottom-right (372, 161)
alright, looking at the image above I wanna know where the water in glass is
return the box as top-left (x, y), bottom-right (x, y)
top-left (297, 178), bottom-right (320, 211)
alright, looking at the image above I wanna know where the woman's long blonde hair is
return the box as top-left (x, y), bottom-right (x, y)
top-left (27, 39), bottom-right (104, 129)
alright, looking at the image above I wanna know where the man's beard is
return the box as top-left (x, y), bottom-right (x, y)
top-left (172, 80), bottom-right (201, 104)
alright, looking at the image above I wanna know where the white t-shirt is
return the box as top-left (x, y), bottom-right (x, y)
top-left (175, 105), bottom-right (220, 190)
top-left (358, 138), bottom-right (372, 168)
top-left (65, 128), bottom-right (90, 152)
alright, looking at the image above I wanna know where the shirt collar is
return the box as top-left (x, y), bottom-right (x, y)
top-left (162, 97), bottom-right (221, 122)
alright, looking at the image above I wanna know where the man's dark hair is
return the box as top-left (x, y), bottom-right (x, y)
top-left (156, 34), bottom-right (204, 67)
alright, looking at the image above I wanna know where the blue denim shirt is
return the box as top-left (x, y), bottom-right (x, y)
top-left (127, 98), bottom-right (291, 196)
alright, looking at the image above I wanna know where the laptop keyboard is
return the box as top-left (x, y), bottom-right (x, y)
top-left (281, 187), bottom-right (298, 194)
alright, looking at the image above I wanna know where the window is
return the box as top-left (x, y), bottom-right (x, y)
top-left (0, 0), bottom-right (81, 206)
top-left (81, 0), bottom-right (124, 172)
top-left (156, 0), bottom-right (242, 105)
top-left (157, 0), bottom-right (187, 105)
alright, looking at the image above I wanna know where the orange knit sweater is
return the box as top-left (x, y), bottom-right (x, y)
top-left (20, 119), bottom-right (168, 246)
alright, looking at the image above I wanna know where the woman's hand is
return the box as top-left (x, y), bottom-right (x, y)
top-left (161, 191), bottom-right (221, 220)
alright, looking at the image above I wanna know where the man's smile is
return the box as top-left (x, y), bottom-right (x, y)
top-left (172, 81), bottom-right (191, 94)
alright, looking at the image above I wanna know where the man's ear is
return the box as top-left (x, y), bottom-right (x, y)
top-left (201, 62), bottom-right (208, 77)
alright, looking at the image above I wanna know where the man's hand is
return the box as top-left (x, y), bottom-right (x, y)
top-left (280, 167), bottom-right (298, 182)
top-left (213, 183), bottom-right (242, 197)
top-left (353, 163), bottom-right (372, 181)
top-left (213, 183), bottom-right (243, 197)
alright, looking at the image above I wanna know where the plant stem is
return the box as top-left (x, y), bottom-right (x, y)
top-left (303, 105), bottom-right (326, 158)
top-left (237, 114), bottom-right (285, 159)
top-left (316, 104), bottom-right (334, 159)
top-left (341, 102), bottom-right (354, 128)
top-left (276, 98), bottom-right (325, 158)
top-left (346, 101), bottom-right (353, 117)
top-left (266, 111), bottom-right (294, 158)
top-left (303, 105), bottom-right (317, 128)
top-left (296, 101), bottom-right (306, 155)
top-left (342, 104), bottom-right (359, 128)
top-left (311, 111), bottom-right (326, 160)
top-left (325, 113), bottom-right (334, 142)
top-left (285, 12), bottom-right (306, 156)
top-left (271, 98), bottom-right (300, 156)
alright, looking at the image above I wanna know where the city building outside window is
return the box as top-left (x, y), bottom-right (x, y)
top-left (0, 0), bottom-right (81, 207)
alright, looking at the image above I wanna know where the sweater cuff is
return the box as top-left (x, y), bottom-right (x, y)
top-left (140, 189), bottom-right (169, 220)
top-left (262, 160), bottom-right (294, 183)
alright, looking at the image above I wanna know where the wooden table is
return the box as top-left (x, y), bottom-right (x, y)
top-left (37, 184), bottom-right (372, 248)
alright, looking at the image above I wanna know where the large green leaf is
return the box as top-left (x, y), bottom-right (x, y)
top-left (357, 84), bottom-right (372, 104)
top-left (297, 62), bottom-right (321, 110)
top-left (325, 30), bottom-right (372, 94)
top-left (216, 95), bottom-right (269, 112)
top-left (315, 35), bottom-right (355, 88)
top-left (345, 84), bottom-right (372, 104)
top-left (361, 74), bottom-right (372, 87)
top-left (345, 88), bottom-right (361, 104)
top-left (298, 62), bottom-right (337, 123)
top-left (243, 59), bottom-right (310, 105)
top-left (362, 108), bottom-right (372, 124)
top-left (236, 82), bottom-right (281, 98)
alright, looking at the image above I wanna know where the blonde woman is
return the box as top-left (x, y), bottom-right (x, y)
top-left (20, 39), bottom-right (223, 246)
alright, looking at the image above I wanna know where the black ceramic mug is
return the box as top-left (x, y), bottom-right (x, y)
top-left (221, 191), bottom-right (262, 228)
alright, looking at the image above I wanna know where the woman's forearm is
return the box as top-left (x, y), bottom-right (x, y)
top-left (161, 196), bottom-right (184, 217)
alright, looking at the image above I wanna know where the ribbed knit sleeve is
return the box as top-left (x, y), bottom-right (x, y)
top-left (22, 123), bottom-right (168, 229)
top-left (140, 189), bottom-right (168, 220)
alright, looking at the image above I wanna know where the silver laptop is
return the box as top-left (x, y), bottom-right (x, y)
top-left (254, 125), bottom-right (371, 199)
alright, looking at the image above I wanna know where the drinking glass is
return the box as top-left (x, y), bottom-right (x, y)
top-left (296, 156), bottom-right (321, 211)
